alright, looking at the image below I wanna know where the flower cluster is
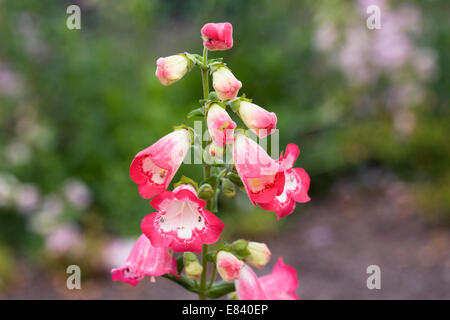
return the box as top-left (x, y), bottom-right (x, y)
top-left (111, 22), bottom-right (310, 300)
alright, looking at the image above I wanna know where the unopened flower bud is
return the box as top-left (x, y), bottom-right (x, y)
top-left (232, 239), bottom-right (248, 252)
top-left (155, 55), bottom-right (191, 86)
top-left (206, 104), bottom-right (236, 146)
top-left (216, 251), bottom-right (244, 282)
top-left (212, 67), bottom-right (242, 101)
top-left (198, 183), bottom-right (214, 200)
top-left (222, 178), bottom-right (236, 198)
top-left (201, 22), bottom-right (233, 51)
top-left (246, 242), bottom-right (271, 268)
top-left (238, 101), bottom-right (277, 138)
top-left (184, 252), bottom-right (203, 280)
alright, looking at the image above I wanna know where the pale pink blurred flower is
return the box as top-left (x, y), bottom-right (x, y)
top-left (103, 238), bottom-right (135, 270)
top-left (357, 0), bottom-right (387, 15)
top-left (14, 183), bottom-right (40, 213)
top-left (5, 141), bottom-right (31, 166)
top-left (45, 224), bottom-right (82, 255)
top-left (29, 195), bottom-right (64, 234)
top-left (0, 63), bottom-right (23, 96)
top-left (315, 22), bottom-right (337, 52)
top-left (63, 179), bottom-right (92, 210)
top-left (372, 13), bottom-right (413, 69)
top-left (412, 49), bottom-right (437, 80)
top-left (338, 27), bottom-right (374, 84)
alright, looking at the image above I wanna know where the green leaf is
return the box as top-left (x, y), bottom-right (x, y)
top-left (204, 281), bottom-right (236, 299)
top-left (207, 58), bottom-right (223, 64)
top-left (187, 108), bottom-right (204, 119)
top-left (162, 274), bottom-right (198, 294)
top-left (226, 172), bottom-right (244, 188)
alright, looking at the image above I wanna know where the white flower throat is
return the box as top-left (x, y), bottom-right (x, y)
top-left (158, 199), bottom-right (205, 239)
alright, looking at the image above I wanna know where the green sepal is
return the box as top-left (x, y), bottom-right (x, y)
top-left (221, 178), bottom-right (236, 198)
top-left (184, 52), bottom-right (205, 68)
top-left (229, 95), bottom-right (252, 113)
top-left (226, 172), bottom-right (244, 188)
top-left (200, 175), bottom-right (219, 190)
top-left (232, 239), bottom-right (250, 259)
top-left (198, 183), bottom-right (215, 200)
top-left (209, 62), bottom-right (227, 74)
top-left (176, 255), bottom-right (184, 275)
top-left (205, 252), bottom-right (215, 262)
top-left (208, 91), bottom-right (219, 100)
top-left (174, 175), bottom-right (199, 192)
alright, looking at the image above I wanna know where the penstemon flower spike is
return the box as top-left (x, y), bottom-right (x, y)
top-left (111, 22), bottom-right (310, 300)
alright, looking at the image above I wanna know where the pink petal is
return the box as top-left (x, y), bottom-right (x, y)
top-left (259, 257), bottom-right (299, 300)
top-left (290, 168), bottom-right (311, 203)
top-left (279, 144), bottom-right (300, 171)
top-left (235, 265), bottom-right (267, 300)
top-left (111, 235), bottom-right (177, 286)
top-left (233, 135), bottom-right (285, 205)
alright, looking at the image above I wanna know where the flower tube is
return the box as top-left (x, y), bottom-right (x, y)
top-left (212, 67), bottom-right (242, 101)
top-left (111, 235), bottom-right (177, 286)
top-left (130, 129), bottom-right (191, 199)
top-left (233, 134), bottom-right (285, 205)
top-left (206, 103), bottom-right (236, 146)
top-left (238, 100), bottom-right (277, 138)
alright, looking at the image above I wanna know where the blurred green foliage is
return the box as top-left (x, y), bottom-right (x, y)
top-left (0, 0), bottom-right (450, 284)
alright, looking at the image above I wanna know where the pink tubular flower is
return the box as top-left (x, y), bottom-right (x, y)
top-left (212, 67), bottom-right (242, 101)
top-left (257, 144), bottom-right (310, 219)
top-left (235, 257), bottom-right (299, 300)
top-left (216, 251), bottom-right (244, 282)
top-left (130, 129), bottom-right (191, 199)
top-left (155, 55), bottom-right (191, 86)
top-left (233, 134), bottom-right (285, 205)
top-left (206, 104), bottom-right (236, 146)
top-left (141, 184), bottom-right (225, 253)
top-left (235, 265), bottom-right (267, 300)
top-left (111, 234), bottom-right (177, 286)
top-left (201, 22), bottom-right (233, 51)
top-left (238, 101), bottom-right (277, 138)
top-left (259, 257), bottom-right (299, 300)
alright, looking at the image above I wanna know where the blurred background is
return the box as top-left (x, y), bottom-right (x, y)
top-left (0, 0), bottom-right (449, 299)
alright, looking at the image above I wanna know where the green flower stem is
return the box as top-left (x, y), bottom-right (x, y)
top-left (201, 46), bottom-right (210, 100)
top-left (162, 274), bottom-right (198, 294)
top-left (198, 46), bottom-right (210, 300)
top-left (207, 263), bottom-right (217, 289)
